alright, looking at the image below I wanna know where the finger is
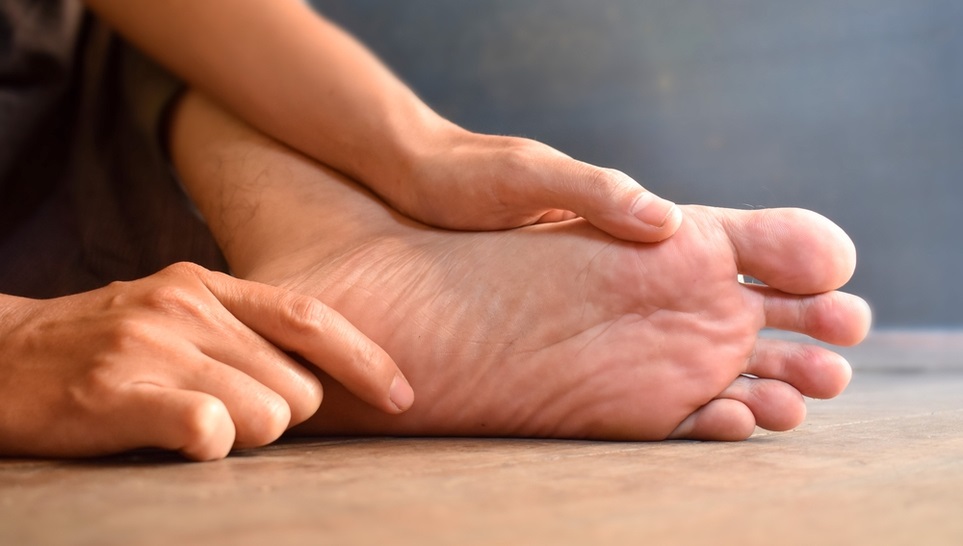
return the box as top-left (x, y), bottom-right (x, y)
top-left (200, 335), bottom-right (323, 427)
top-left (746, 338), bottom-right (852, 399)
top-left (202, 270), bottom-right (414, 414)
top-left (148, 263), bottom-right (323, 426)
top-left (115, 383), bottom-right (236, 461)
top-left (715, 376), bottom-right (806, 432)
top-left (718, 207), bottom-right (857, 294)
top-left (667, 398), bottom-right (756, 441)
top-left (511, 155), bottom-right (683, 243)
top-left (755, 287), bottom-right (872, 346)
top-left (186, 304), bottom-right (324, 426)
top-left (174, 353), bottom-right (293, 448)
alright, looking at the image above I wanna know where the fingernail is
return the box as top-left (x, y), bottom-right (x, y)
top-left (631, 192), bottom-right (678, 228)
top-left (389, 373), bottom-right (415, 412)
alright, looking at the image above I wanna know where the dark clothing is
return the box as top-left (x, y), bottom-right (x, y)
top-left (0, 0), bottom-right (225, 298)
top-left (0, 0), bottom-right (82, 235)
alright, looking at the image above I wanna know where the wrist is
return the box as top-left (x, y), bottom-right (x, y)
top-left (357, 108), bottom-right (471, 209)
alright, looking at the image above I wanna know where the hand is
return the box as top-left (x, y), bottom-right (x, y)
top-left (381, 131), bottom-right (683, 243)
top-left (84, 0), bottom-right (676, 242)
top-left (0, 262), bottom-right (413, 461)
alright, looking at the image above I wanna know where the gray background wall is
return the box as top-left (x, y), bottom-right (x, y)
top-left (311, 0), bottom-right (963, 328)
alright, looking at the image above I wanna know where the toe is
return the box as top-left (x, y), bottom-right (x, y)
top-left (717, 207), bottom-right (857, 294)
top-left (759, 288), bottom-right (873, 346)
top-left (746, 338), bottom-right (853, 399)
top-left (716, 376), bottom-right (807, 432)
top-left (667, 398), bottom-right (757, 441)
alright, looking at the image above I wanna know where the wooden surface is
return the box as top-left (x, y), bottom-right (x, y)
top-left (2, 330), bottom-right (962, 545)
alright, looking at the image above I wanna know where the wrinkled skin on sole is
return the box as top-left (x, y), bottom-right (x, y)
top-left (243, 174), bottom-right (870, 442)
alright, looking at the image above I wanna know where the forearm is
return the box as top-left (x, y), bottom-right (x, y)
top-left (88, 0), bottom-right (684, 244)
top-left (85, 0), bottom-right (459, 197)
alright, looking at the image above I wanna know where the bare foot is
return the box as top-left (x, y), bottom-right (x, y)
top-left (242, 181), bottom-right (870, 440)
top-left (174, 96), bottom-right (872, 442)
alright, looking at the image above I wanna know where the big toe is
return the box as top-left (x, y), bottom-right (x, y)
top-left (712, 207), bottom-right (857, 294)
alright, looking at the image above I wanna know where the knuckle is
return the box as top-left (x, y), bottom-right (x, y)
top-left (67, 363), bottom-right (122, 412)
top-left (179, 399), bottom-right (232, 458)
top-left (164, 261), bottom-right (206, 279)
top-left (138, 284), bottom-right (210, 323)
top-left (588, 167), bottom-right (633, 200)
top-left (241, 396), bottom-right (291, 447)
top-left (493, 139), bottom-right (542, 204)
top-left (103, 280), bottom-right (134, 304)
top-left (349, 340), bottom-right (380, 376)
top-left (280, 295), bottom-right (328, 336)
top-left (500, 138), bottom-right (557, 177)
top-left (102, 315), bottom-right (157, 354)
top-left (262, 402), bottom-right (292, 440)
top-left (277, 366), bottom-right (324, 425)
top-left (289, 379), bottom-right (324, 425)
top-left (502, 138), bottom-right (539, 167)
top-left (141, 284), bottom-right (196, 310)
top-left (81, 363), bottom-right (120, 393)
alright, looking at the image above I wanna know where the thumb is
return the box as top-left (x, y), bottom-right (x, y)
top-left (543, 161), bottom-right (683, 243)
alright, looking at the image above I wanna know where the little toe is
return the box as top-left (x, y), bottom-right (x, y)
top-left (716, 207), bottom-right (857, 295)
top-left (746, 338), bottom-right (853, 399)
top-left (716, 376), bottom-right (807, 432)
top-left (667, 398), bottom-right (756, 441)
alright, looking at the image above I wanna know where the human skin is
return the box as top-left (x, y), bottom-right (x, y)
top-left (172, 93), bottom-right (871, 441)
top-left (0, 263), bottom-right (415, 461)
top-left (83, 0), bottom-right (680, 241)
top-left (4, 0), bottom-right (685, 461)
top-left (0, 1), bottom-right (681, 461)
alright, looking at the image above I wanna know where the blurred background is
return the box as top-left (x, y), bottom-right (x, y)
top-left (311, 0), bottom-right (963, 328)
